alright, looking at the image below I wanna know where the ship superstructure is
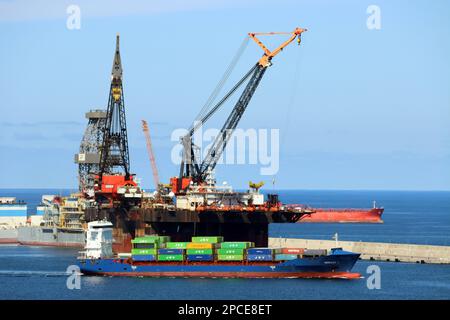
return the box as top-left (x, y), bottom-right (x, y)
top-left (17, 195), bottom-right (85, 247)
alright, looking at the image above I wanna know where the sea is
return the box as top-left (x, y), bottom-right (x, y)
top-left (0, 189), bottom-right (449, 300)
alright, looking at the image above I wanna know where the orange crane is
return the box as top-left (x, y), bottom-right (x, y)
top-left (178, 27), bottom-right (307, 188)
top-left (142, 120), bottom-right (160, 191)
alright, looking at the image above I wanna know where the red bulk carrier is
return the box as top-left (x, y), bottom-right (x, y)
top-left (297, 202), bottom-right (384, 223)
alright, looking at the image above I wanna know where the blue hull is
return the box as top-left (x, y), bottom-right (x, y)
top-left (78, 248), bottom-right (361, 279)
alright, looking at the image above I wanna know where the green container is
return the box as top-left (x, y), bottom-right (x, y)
top-left (191, 236), bottom-right (224, 243)
top-left (166, 242), bottom-right (190, 249)
top-left (217, 254), bottom-right (244, 261)
top-left (157, 254), bottom-right (185, 261)
top-left (131, 248), bottom-right (157, 255)
top-left (133, 243), bottom-right (157, 249)
top-left (132, 235), bottom-right (171, 244)
top-left (186, 249), bottom-right (214, 255)
top-left (132, 237), bottom-right (157, 244)
top-left (217, 248), bottom-right (245, 255)
top-left (220, 242), bottom-right (254, 249)
top-left (157, 236), bottom-right (171, 243)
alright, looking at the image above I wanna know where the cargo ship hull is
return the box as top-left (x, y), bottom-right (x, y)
top-left (0, 229), bottom-right (19, 244)
top-left (17, 226), bottom-right (85, 248)
top-left (78, 249), bottom-right (361, 279)
top-left (298, 208), bottom-right (384, 223)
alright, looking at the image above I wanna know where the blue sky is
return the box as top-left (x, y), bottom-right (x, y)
top-left (0, 0), bottom-right (449, 190)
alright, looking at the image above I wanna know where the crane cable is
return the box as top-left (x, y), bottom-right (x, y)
top-left (275, 40), bottom-right (304, 187)
top-left (192, 36), bottom-right (250, 127)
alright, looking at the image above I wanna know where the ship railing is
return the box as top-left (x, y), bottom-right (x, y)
top-left (313, 208), bottom-right (374, 212)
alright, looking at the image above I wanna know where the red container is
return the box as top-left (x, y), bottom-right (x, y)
top-left (281, 248), bottom-right (305, 254)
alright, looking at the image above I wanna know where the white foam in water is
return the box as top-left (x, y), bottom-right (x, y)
top-left (0, 270), bottom-right (69, 277)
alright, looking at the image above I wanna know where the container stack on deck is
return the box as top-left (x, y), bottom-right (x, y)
top-left (129, 235), bottom-right (326, 263)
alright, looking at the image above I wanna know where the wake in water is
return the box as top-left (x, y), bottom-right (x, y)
top-left (0, 270), bottom-right (72, 277)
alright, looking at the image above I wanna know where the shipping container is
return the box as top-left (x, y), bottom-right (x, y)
top-left (132, 237), bottom-right (158, 244)
top-left (246, 254), bottom-right (273, 261)
top-left (133, 243), bottom-right (156, 249)
top-left (132, 235), bottom-right (170, 244)
top-left (280, 248), bottom-right (305, 254)
top-left (217, 254), bottom-right (245, 261)
top-left (216, 248), bottom-right (245, 255)
top-left (132, 254), bottom-right (156, 261)
top-left (186, 254), bottom-right (214, 262)
top-left (304, 249), bottom-right (327, 256)
top-left (220, 242), bottom-right (254, 249)
top-left (157, 254), bottom-right (185, 261)
top-left (247, 248), bottom-right (273, 255)
top-left (131, 248), bottom-right (157, 255)
top-left (158, 248), bottom-right (185, 255)
top-left (165, 242), bottom-right (190, 249)
top-left (186, 242), bottom-right (214, 249)
top-left (186, 249), bottom-right (214, 255)
top-left (274, 254), bottom-right (299, 261)
top-left (191, 236), bottom-right (223, 243)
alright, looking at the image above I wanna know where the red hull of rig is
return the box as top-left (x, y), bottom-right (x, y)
top-left (298, 208), bottom-right (384, 223)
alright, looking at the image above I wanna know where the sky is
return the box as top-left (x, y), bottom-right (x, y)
top-left (0, 0), bottom-right (449, 190)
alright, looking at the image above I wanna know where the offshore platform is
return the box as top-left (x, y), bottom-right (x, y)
top-left (77, 29), bottom-right (313, 253)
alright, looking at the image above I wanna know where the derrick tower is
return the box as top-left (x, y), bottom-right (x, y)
top-left (75, 110), bottom-right (107, 195)
top-left (98, 34), bottom-right (131, 181)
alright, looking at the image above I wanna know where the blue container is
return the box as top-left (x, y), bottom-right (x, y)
top-left (158, 248), bottom-right (185, 255)
top-left (274, 254), bottom-right (299, 261)
top-left (246, 254), bottom-right (273, 261)
top-left (186, 254), bottom-right (214, 261)
top-left (247, 248), bottom-right (273, 255)
top-left (132, 254), bottom-right (156, 261)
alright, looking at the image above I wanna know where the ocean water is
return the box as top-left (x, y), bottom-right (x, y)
top-left (0, 189), bottom-right (449, 300)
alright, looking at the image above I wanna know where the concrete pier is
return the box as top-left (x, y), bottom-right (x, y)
top-left (269, 237), bottom-right (450, 264)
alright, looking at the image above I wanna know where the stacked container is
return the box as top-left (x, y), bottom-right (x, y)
top-left (131, 236), bottom-right (162, 261)
top-left (186, 236), bottom-right (222, 261)
top-left (156, 238), bottom-right (184, 261)
top-left (246, 248), bottom-right (274, 261)
top-left (216, 241), bottom-right (253, 261)
top-left (274, 248), bottom-right (305, 261)
top-left (131, 235), bottom-right (309, 263)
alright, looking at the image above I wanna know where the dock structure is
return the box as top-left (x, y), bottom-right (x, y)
top-left (269, 237), bottom-right (450, 264)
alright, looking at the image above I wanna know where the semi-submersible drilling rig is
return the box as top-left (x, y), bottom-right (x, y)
top-left (78, 29), bottom-right (313, 253)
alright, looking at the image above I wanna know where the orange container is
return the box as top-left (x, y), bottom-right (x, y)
top-left (281, 248), bottom-right (305, 254)
top-left (186, 243), bottom-right (214, 249)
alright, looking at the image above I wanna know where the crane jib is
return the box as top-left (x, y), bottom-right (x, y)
top-left (179, 27), bottom-right (306, 187)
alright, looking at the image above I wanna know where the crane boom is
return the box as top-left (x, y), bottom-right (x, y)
top-left (142, 120), bottom-right (160, 190)
top-left (179, 27), bottom-right (307, 188)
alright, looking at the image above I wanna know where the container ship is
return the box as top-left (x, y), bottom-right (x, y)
top-left (0, 197), bottom-right (27, 244)
top-left (298, 203), bottom-right (384, 223)
top-left (77, 221), bottom-right (361, 279)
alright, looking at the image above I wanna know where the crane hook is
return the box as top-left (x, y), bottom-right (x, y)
top-left (297, 35), bottom-right (302, 45)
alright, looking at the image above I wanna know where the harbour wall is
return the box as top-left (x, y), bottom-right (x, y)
top-left (268, 237), bottom-right (450, 264)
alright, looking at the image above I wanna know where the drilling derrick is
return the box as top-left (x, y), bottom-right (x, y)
top-left (98, 34), bottom-right (131, 181)
top-left (75, 110), bottom-right (107, 196)
top-left (84, 34), bottom-right (143, 252)
top-left (94, 34), bottom-right (141, 208)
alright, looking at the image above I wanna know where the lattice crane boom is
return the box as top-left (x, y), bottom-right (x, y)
top-left (142, 120), bottom-right (160, 190)
top-left (179, 27), bottom-right (307, 186)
